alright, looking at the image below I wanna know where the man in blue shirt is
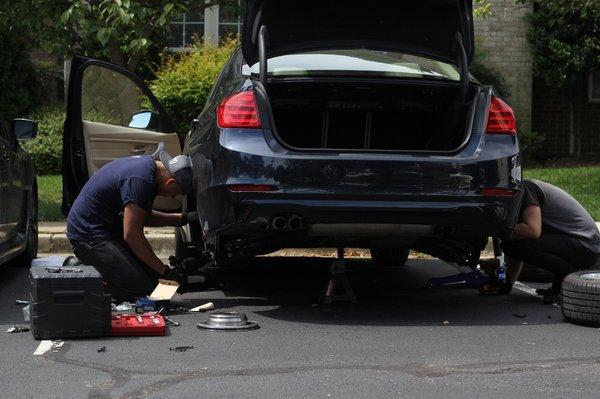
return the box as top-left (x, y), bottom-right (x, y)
top-left (67, 151), bottom-right (195, 301)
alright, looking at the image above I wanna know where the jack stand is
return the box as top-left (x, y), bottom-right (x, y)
top-left (321, 247), bottom-right (358, 304)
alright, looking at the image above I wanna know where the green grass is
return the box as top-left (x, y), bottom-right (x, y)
top-left (35, 166), bottom-right (600, 222)
top-left (38, 175), bottom-right (64, 222)
top-left (525, 166), bottom-right (600, 221)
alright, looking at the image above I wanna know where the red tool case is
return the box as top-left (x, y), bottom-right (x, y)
top-left (108, 313), bottom-right (166, 336)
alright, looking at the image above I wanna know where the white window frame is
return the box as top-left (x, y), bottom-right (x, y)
top-left (589, 69), bottom-right (600, 103)
top-left (168, 1), bottom-right (242, 51)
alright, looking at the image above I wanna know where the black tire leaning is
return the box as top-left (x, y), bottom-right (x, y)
top-left (561, 270), bottom-right (600, 327)
top-left (370, 247), bottom-right (410, 267)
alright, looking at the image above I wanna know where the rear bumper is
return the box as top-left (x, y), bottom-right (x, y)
top-left (199, 190), bottom-right (521, 240)
top-left (191, 128), bottom-right (522, 241)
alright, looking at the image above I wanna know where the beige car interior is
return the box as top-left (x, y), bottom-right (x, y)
top-left (81, 64), bottom-right (183, 211)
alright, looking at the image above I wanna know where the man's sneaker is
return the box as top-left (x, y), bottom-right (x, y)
top-left (535, 286), bottom-right (560, 296)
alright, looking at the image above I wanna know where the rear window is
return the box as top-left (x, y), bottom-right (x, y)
top-left (246, 49), bottom-right (460, 80)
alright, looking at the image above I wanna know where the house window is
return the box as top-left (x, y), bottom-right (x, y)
top-left (590, 69), bottom-right (600, 103)
top-left (169, 1), bottom-right (242, 51)
top-left (169, 12), bottom-right (205, 50)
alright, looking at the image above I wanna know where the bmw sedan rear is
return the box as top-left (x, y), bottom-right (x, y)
top-left (187, 0), bottom-right (522, 267)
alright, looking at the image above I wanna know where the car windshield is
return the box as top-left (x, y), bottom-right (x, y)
top-left (247, 49), bottom-right (460, 80)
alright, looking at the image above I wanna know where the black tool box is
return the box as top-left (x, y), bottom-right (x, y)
top-left (30, 265), bottom-right (111, 340)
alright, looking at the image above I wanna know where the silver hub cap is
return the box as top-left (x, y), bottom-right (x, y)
top-left (197, 312), bottom-right (259, 331)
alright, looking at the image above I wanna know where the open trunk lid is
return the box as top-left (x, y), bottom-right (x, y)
top-left (242, 0), bottom-right (475, 67)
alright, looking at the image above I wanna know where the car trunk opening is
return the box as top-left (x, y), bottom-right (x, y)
top-left (268, 80), bottom-right (479, 152)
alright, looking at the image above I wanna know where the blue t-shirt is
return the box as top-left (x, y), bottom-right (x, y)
top-left (67, 156), bottom-right (156, 242)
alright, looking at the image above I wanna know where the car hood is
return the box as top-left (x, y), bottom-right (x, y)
top-left (241, 0), bottom-right (475, 67)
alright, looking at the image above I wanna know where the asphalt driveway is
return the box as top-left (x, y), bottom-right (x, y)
top-left (2, 256), bottom-right (600, 398)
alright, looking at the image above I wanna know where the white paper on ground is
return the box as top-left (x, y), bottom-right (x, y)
top-left (33, 340), bottom-right (64, 356)
top-left (149, 279), bottom-right (179, 301)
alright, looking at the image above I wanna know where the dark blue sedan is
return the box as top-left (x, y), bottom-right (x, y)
top-left (63, 0), bottom-right (522, 268)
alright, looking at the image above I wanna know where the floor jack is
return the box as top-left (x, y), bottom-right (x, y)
top-left (426, 238), bottom-right (509, 294)
top-left (321, 247), bottom-right (358, 304)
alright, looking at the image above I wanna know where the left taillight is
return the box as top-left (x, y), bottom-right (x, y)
top-left (217, 90), bottom-right (261, 129)
top-left (486, 96), bottom-right (516, 135)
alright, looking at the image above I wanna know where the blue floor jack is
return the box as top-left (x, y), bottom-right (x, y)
top-left (426, 238), bottom-right (509, 294)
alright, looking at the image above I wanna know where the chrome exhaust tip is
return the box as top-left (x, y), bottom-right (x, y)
top-left (287, 215), bottom-right (303, 231)
top-left (271, 216), bottom-right (287, 231)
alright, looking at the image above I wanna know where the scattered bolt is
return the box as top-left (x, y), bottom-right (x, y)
top-left (97, 346), bottom-right (107, 353)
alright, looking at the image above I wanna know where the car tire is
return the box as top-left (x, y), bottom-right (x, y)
top-left (10, 181), bottom-right (38, 267)
top-left (370, 247), bottom-right (410, 267)
top-left (561, 271), bottom-right (600, 327)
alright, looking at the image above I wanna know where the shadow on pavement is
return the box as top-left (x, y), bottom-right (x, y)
top-left (180, 257), bottom-right (562, 328)
top-left (1, 256), bottom-right (561, 328)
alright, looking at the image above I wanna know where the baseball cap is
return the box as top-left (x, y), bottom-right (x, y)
top-left (159, 151), bottom-right (194, 195)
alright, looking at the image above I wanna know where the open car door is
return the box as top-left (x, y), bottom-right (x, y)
top-left (62, 56), bottom-right (183, 214)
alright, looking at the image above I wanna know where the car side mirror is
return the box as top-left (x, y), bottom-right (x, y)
top-left (11, 119), bottom-right (38, 141)
top-left (128, 110), bottom-right (158, 130)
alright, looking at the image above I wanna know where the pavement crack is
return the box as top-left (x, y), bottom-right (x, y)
top-left (118, 355), bottom-right (600, 398)
top-left (44, 351), bottom-right (600, 399)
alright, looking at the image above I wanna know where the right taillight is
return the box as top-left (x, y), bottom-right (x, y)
top-left (217, 90), bottom-right (261, 129)
top-left (486, 96), bottom-right (516, 135)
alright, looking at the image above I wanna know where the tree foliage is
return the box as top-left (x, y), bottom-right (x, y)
top-left (0, 0), bottom-right (190, 72)
top-left (150, 39), bottom-right (238, 134)
top-left (517, 0), bottom-right (600, 87)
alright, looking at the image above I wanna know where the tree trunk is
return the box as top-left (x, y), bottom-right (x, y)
top-left (108, 39), bottom-right (127, 69)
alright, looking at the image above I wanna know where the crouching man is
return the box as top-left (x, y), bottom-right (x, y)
top-left (503, 179), bottom-right (600, 303)
top-left (66, 151), bottom-right (194, 301)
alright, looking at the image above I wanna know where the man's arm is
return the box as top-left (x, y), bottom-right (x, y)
top-left (146, 210), bottom-right (183, 227)
top-left (123, 203), bottom-right (167, 275)
top-left (509, 205), bottom-right (542, 240)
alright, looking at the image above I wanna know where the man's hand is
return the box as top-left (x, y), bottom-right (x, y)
top-left (123, 203), bottom-right (167, 275)
top-left (162, 264), bottom-right (184, 283)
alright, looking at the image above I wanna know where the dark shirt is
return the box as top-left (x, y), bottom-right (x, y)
top-left (520, 179), bottom-right (600, 253)
top-left (67, 156), bottom-right (156, 242)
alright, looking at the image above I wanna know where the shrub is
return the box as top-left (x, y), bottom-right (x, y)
top-left (21, 105), bottom-right (65, 175)
top-left (150, 39), bottom-right (238, 134)
top-left (0, 26), bottom-right (42, 120)
top-left (519, 131), bottom-right (546, 161)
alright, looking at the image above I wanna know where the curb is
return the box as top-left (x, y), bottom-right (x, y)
top-left (37, 222), bottom-right (600, 256)
top-left (39, 223), bottom-right (175, 255)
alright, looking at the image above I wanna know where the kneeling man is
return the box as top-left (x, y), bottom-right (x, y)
top-left (67, 151), bottom-right (194, 300)
top-left (503, 179), bottom-right (600, 302)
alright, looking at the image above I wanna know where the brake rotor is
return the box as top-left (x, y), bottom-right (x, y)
top-left (197, 312), bottom-right (259, 331)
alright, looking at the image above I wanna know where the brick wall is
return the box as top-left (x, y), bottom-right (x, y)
top-left (474, 0), bottom-right (533, 133)
top-left (532, 77), bottom-right (600, 156)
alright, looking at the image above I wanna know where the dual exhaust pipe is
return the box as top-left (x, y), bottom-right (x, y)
top-left (271, 215), bottom-right (303, 232)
